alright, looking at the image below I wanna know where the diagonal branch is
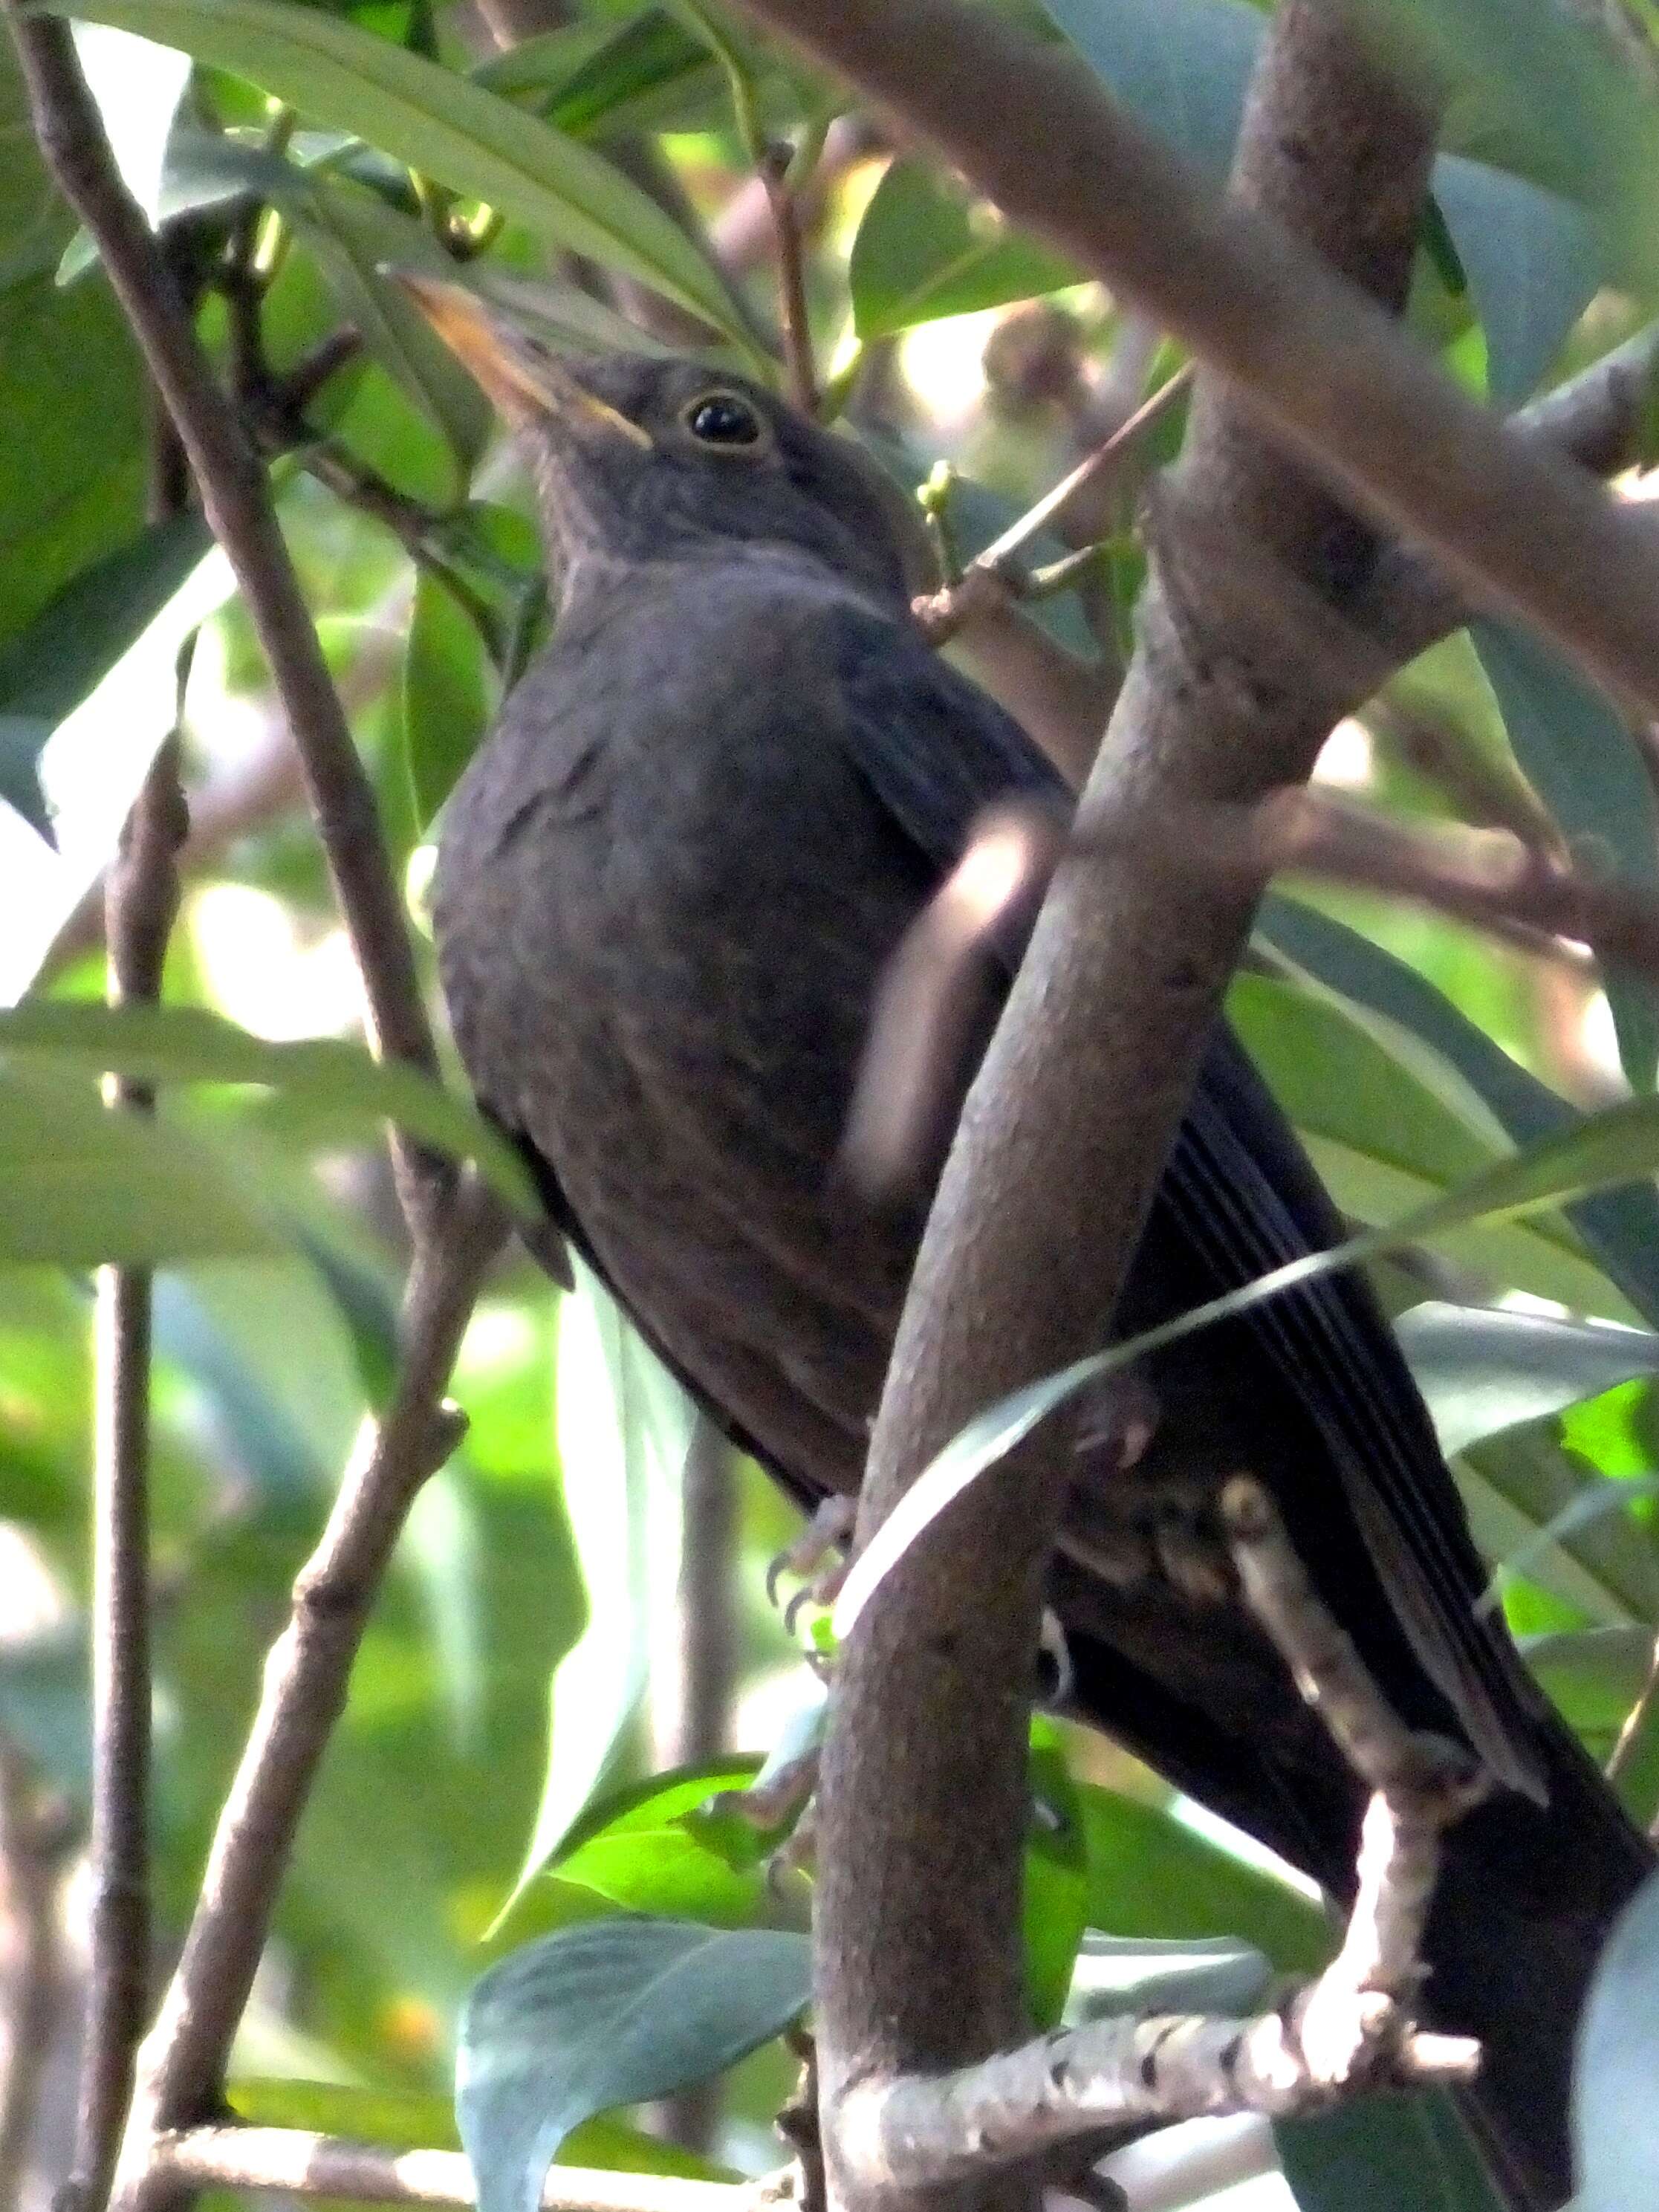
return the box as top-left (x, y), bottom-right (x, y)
top-left (729, 0), bottom-right (1659, 722)
top-left (112, 1175), bottom-right (506, 2207)
top-left (713, 11), bottom-right (1452, 2212)
top-left (1, 3), bottom-right (447, 1233)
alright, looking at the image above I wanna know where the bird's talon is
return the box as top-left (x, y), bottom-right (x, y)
top-left (767, 1496), bottom-right (857, 1611)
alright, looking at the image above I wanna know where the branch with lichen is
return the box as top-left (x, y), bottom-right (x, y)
top-left (827, 1483), bottom-right (1484, 2195)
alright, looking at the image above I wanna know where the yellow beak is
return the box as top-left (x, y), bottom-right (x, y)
top-left (389, 272), bottom-right (653, 447)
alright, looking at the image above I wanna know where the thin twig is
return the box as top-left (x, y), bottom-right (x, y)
top-left (761, 146), bottom-right (816, 416)
top-left (0, 1742), bottom-right (74, 2211)
top-left (66, 727), bottom-right (189, 2212)
top-left (912, 369), bottom-right (1193, 649)
top-left (146, 2127), bottom-right (751, 2212)
top-left (114, 1178), bottom-right (506, 2198)
top-left (2, 4), bottom-right (449, 1233)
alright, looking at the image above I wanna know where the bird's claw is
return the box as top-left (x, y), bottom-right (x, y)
top-left (767, 1495), bottom-right (857, 1638)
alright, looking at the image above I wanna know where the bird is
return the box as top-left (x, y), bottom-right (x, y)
top-left (399, 278), bottom-right (1650, 2211)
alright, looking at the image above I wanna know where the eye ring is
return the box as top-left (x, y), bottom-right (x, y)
top-left (680, 389), bottom-right (768, 452)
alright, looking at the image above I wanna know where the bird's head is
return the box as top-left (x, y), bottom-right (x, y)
top-left (396, 276), bottom-right (920, 606)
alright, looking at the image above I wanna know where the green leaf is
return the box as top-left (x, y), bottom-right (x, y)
top-left (1026, 1718), bottom-right (1087, 2028)
top-left (43, 0), bottom-right (759, 357)
top-left (836, 1086), bottom-right (1659, 1638)
top-left (547, 1759), bottom-right (776, 1929)
top-left (1041, 0), bottom-right (1259, 189)
top-left (491, 1262), bottom-right (695, 1931)
top-left (1573, 1868), bottom-right (1659, 2209)
top-left (0, 1062), bottom-right (278, 1265)
top-left (1075, 1785), bottom-right (1331, 1976)
top-left (1523, 1626), bottom-right (1657, 1750)
top-left (849, 160), bottom-right (1080, 340)
top-left (403, 569), bottom-right (493, 832)
top-left (1258, 895), bottom-right (1659, 1327)
top-left (1432, 155), bottom-right (1599, 406)
top-left (1397, 1300), bottom-right (1659, 1460)
top-left (1486, 1471), bottom-right (1659, 1606)
top-left (282, 175), bottom-right (494, 498)
top-left (1278, 2089), bottom-right (1505, 2212)
top-left (1460, 1427), bottom-right (1659, 1629)
top-left (1472, 618), bottom-right (1659, 1090)
top-left (0, 999), bottom-right (538, 1214)
top-left (1355, 0), bottom-right (1659, 295)
top-left (456, 1920), bottom-right (810, 2212)
top-left (0, 507), bottom-right (214, 843)
top-left (474, 9), bottom-right (721, 143)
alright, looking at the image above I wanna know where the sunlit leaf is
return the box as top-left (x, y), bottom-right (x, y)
top-left (1397, 1300), bottom-right (1659, 1460)
top-left (491, 1262), bottom-right (695, 1930)
top-left (0, 999), bottom-right (538, 1214)
top-left (1486, 1472), bottom-right (1659, 1608)
top-left (42, 0), bottom-right (759, 356)
top-left (849, 160), bottom-right (1080, 339)
top-left (226, 2075), bottom-right (734, 2178)
top-left (456, 1920), bottom-right (809, 2212)
top-left (1027, 1717), bottom-right (1087, 2028)
top-left (0, 1062), bottom-right (277, 1265)
top-left (1259, 895), bottom-right (1659, 1326)
top-left (1075, 1785), bottom-right (1330, 1975)
top-left (1460, 1428), bottom-right (1659, 1630)
top-left (836, 1089), bottom-right (1659, 1636)
top-left (71, 20), bottom-right (191, 226)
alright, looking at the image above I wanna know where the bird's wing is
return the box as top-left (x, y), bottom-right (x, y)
top-left (826, 603), bottom-right (1542, 1797)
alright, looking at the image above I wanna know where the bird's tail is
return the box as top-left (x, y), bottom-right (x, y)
top-left (1422, 1713), bottom-right (1652, 2211)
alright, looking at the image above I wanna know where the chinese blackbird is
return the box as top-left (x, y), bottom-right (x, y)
top-left (404, 284), bottom-right (1650, 2211)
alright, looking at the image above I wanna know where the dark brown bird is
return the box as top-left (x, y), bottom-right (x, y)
top-left (405, 282), bottom-right (1650, 2211)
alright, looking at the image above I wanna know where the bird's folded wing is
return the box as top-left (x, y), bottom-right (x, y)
top-left (828, 603), bottom-right (1542, 1797)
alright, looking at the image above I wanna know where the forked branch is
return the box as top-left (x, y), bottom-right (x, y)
top-left (828, 1483), bottom-right (1486, 2195)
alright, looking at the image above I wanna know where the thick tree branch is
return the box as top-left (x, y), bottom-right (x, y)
top-left (738, 9), bottom-right (1444, 2212)
top-left (728, 0), bottom-right (1659, 723)
top-left (828, 1485), bottom-right (1483, 2193)
top-left (1, 4), bottom-right (447, 1233)
top-left (111, 1177), bottom-right (506, 2206)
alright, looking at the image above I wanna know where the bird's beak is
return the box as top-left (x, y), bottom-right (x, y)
top-left (389, 272), bottom-right (653, 448)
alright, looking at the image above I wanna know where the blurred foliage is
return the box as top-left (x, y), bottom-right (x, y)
top-left (5, 2), bottom-right (1659, 2211)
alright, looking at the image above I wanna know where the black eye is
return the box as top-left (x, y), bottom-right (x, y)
top-left (683, 391), bottom-right (764, 448)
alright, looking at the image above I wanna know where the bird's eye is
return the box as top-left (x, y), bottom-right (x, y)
top-left (681, 390), bottom-right (765, 450)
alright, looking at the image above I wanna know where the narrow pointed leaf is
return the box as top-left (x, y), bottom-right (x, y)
top-left (1397, 1300), bottom-right (1659, 1459)
top-left (837, 1090), bottom-right (1659, 1635)
top-left (39, 0), bottom-right (757, 355)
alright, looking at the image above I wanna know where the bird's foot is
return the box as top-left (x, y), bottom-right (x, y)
top-left (1072, 1366), bottom-right (1160, 1473)
top-left (704, 1682), bottom-right (826, 1886)
top-left (767, 1494), bottom-right (857, 1644)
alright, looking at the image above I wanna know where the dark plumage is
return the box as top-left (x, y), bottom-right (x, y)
top-left (405, 291), bottom-right (1649, 2211)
